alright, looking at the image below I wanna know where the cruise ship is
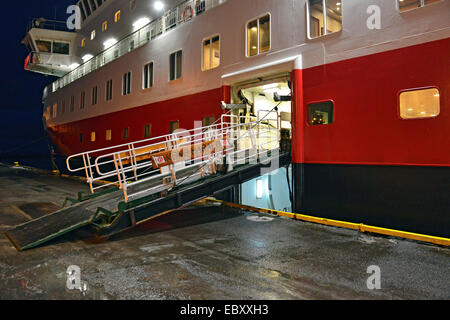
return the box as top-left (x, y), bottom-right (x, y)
top-left (22, 0), bottom-right (450, 238)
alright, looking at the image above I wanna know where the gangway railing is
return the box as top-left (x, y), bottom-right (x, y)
top-left (67, 113), bottom-right (281, 203)
top-left (67, 111), bottom-right (280, 202)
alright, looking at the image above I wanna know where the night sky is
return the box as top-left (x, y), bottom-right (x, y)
top-left (0, 1), bottom-right (77, 168)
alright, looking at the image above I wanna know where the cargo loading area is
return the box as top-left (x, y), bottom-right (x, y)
top-left (0, 164), bottom-right (448, 300)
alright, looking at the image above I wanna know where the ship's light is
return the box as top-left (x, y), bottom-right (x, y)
top-left (133, 17), bottom-right (150, 31)
top-left (103, 38), bottom-right (118, 49)
top-left (154, 1), bottom-right (164, 11)
top-left (82, 54), bottom-right (94, 62)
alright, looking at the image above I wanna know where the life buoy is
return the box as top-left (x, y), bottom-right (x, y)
top-left (183, 5), bottom-right (194, 22)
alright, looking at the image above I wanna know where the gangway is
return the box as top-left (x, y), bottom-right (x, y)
top-left (5, 113), bottom-right (291, 251)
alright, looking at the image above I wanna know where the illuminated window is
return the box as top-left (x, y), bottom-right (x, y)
top-left (106, 129), bottom-right (112, 141)
top-left (398, 0), bottom-right (442, 12)
top-left (143, 62), bottom-right (154, 89)
top-left (307, 0), bottom-right (342, 39)
top-left (202, 35), bottom-right (220, 71)
top-left (123, 127), bottom-right (129, 139)
top-left (115, 10), bottom-right (121, 22)
top-left (81, 38), bottom-right (86, 47)
top-left (399, 88), bottom-right (440, 119)
top-left (91, 30), bottom-right (96, 40)
top-left (102, 21), bottom-right (108, 32)
top-left (91, 132), bottom-right (96, 142)
top-left (169, 50), bottom-right (182, 81)
top-left (36, 40), bottom-right (52, 53)
top-left (170, 121), bottom-right (179, 133)
top-left (144, 124), bottom-right (151, 138)
top-left (246, 14), bottom-right (270, 57)
top-left (308, 101), bottom-right (334, 125)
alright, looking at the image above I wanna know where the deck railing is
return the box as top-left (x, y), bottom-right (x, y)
top-left (51, 0), bottom-right (227, 93)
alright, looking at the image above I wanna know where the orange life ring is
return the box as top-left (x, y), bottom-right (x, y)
top-left (183, 5), bottom-right (193, 22)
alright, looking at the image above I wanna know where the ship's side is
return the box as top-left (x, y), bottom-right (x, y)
top-left (35, 0), bottom-right (450, 237)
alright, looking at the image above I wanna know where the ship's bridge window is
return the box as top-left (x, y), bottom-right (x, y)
top-left (115, 11), bottom-right (121, 23)
top-left (53, 42), bottom-right (70, 55)
top-left (35, 40), bottom-right (52, 53)
top-left (399, 88), bottom-right (440, 119)
top-left (96, 0), bottom-right (103, 7)
top-left (246, 14), bottom-right (271, 57)
top-left (169, 50), bottom-right (182, 81)
top-left (398, 0), bottom-right (442, 12)
top-left (202, 35), bottom-right (220, 71)
top-left (307, 0), bottom-right (342, 39)
top-left (308, 101), bottom-right (334, 125)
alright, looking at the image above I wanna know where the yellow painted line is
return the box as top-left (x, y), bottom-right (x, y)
top-left (10, 205), bottom-right (32, 221)
top-left (205, 199), bottom-right (450, 247)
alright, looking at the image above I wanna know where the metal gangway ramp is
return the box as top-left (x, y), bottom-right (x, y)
top-left (5, 113), bottom-right (291, 251)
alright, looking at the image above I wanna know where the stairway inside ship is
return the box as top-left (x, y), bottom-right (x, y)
top-left (5, 114), bottom-right (292, 251)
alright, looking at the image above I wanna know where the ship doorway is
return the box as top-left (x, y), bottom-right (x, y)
top-left (231, 75), bottom-right (292, 153)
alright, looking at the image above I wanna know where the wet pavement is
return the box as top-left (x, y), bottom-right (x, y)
top-left (0, 164), bottom-right (449, 300)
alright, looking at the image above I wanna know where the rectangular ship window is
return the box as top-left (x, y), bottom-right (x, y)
top-left (246, 14), bottom-right (271, 57)
top-left (399, 88), bottom-right (440, 119)
top-left (91, 132), bottom-right (96, 142)
top-left (202, 116), bottom-right (216, 127)
top-left (143, 62), bottom-right (154, 89)
top-left (123, 127), bottom-right (129, 139)
top-left (170, 121), bottom-right (179, 133)
top-left (80, 91), bottom-right (86, 109)
top-left (202, 36), bottom-right (220, 71)
top-left (36, 40), bottom-right (52, 53)
top-left (308, 101), bottom-right (334, 125)
top-left (308, 0), bottom-right (342, 39)
top-left (106, 129), bottom-right (112, 141)
top-left (53, 42), bottom-right (70, 55)
top-left (92, 86), bottom-right (98, 105)
top-left (144, 124), bottom-right (151, 138)
top-left (106, 79), bottom-right (113, 101)
top-left (122, 72), bottom-right (131, 95)
top-left (169, 50), bottom-right (182, 81)
top-left (70, 96), bottom-right (75, 112)
top-left (398, 0), bottom-right (442, 12)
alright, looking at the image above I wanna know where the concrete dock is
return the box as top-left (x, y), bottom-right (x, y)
top-left (0, 164), bottom-right (449, 300)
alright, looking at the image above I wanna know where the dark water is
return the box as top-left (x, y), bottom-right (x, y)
top-left (0, 109), bottom-right (57, 171)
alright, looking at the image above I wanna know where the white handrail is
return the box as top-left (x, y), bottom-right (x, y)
top-left (66, 112), bottom-right (281, 202)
